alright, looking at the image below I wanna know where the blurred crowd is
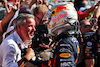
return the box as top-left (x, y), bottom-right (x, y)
top-left (0, 0), bottom-right (100, 67)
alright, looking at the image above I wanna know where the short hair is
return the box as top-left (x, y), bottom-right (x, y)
top-left (14, 14), bottom-right (35, 30)
top-left (33, 4), bottom-right (49, 16)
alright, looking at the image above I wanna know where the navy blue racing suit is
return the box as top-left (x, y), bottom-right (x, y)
top-left (83, 31), bottom-right (100, 67)
top-left (48, 34), bottom-right (80, 67)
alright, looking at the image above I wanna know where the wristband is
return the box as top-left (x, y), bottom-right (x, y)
top-left (22, 56), bottom-right (29, 62)
top-left (12, 9), bottom-right (17, 12)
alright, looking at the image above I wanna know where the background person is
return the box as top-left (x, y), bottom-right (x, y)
top-left (29, 0), bottom-right (48, 11)
top-left (33, 4), bottom-right (49, 26)
top-left (77, 19), bottom-right (92, 67)
top-left (80, 19), bottom-right (91, 34)
top-left (83, 4), bottom-right (100, 67)
top-left (0, 0), bottom-right (20, 44)
top-left (82, 16), bottom-right (100, 67)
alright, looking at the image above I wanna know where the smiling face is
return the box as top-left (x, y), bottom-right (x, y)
top-left (18, 17), bottom-right (36, 42)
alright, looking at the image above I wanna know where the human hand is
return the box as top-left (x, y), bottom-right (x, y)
top-left (43, 0), bottom-right (48, 5)
top-left (3, 0), bottom-right (7, 4)
top-left (39, 37), bottom-right (53, 49)
top-left (39, 44), bottom-right (49, 48)
top-left (24, 48), bottom-right (35, 61)
top-left (91, 24), bottom-right (98, 32)
top-left (12, 0), bottom-right (20, 11)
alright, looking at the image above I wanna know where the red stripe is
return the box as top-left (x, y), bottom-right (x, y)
top-left (41, 64), bottom-right (48, 67)
top-left (53, 54), bottom-right (57, 67)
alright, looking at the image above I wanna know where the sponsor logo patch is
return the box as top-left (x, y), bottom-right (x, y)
top-left (60, 53), bottom-right (71, 58)
top-left (61, 62), bottom-right (71, 66)
top-left (60, 48), bottom-right (70, 52)
top-left (85, 48), bottom-right (89, 51)
top-left (87, 41), bottom-right (92, 46)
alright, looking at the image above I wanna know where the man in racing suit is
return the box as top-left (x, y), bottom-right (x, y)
top-left (48, 31), bottom-right (80, 67)
top-left (83, 31), bottom-right (100, 67)
top-left (43, 2), bottom-right (80, 67)
top-left (83, 16), bottom-right (100, 67)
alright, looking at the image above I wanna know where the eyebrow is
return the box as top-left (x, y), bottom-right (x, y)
top-left (84, 25), bottom-right (91, 27)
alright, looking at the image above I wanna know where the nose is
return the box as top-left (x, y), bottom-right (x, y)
top-left (32, 27), bottom-right (36, 32)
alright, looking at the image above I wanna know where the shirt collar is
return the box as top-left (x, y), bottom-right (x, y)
top-left (14, 31), bottom-right (28, 49)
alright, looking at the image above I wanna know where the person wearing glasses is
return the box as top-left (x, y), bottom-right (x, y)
top-left (79, 16), bottom-right (100, 67)
top-left (27, 4), bottom-right (52, 67)
top-left (77, 19), bottom-right (91, 67)
top-left (80, 19), bottom-right (91, 34)
top-left (33, 4), bottom-right (49, 26)
top-left (77, 5), bottom-right (100, 67)
top-left (83, 5), bottom-right (100, 67)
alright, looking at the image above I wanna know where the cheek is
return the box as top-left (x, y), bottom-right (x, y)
top-left (23, 27), bottom-right (31, 33)
top-left (27, 28), bottom-right (31, 32)
top-left (80, 27), bottom-right (84, 30)
top-left (27, 27), bottom-right (33, 32)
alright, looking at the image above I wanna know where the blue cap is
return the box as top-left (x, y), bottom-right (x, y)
top-left (19, 7), bottom-right (32, 14)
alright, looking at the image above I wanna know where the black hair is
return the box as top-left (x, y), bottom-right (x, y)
top-left (74, 0), bottom-right (85, 11)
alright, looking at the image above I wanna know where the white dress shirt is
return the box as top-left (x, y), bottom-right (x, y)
top-left (0, 31), bottom-right (28, 67)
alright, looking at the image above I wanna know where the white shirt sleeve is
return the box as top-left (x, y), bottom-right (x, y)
top-left (2, 44), bottom-right (19, 67)
top-left (31, 56), bottom-right (36, 61)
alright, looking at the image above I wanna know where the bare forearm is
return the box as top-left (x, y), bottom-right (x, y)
top-left (85, 59), bottom-right (95, 67)
top-left (1, 10), bottom-right (15, 32)
top-left (83, 6), bottom-right (95, 14)
top-left (18, 48), bottom-right (35, 67)
top-left (93, 5), bottom-right (100, 18)
top-left (17, 56), bottom-right (28, 67)
top-left (83, 1), bottom-right (100, 14)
